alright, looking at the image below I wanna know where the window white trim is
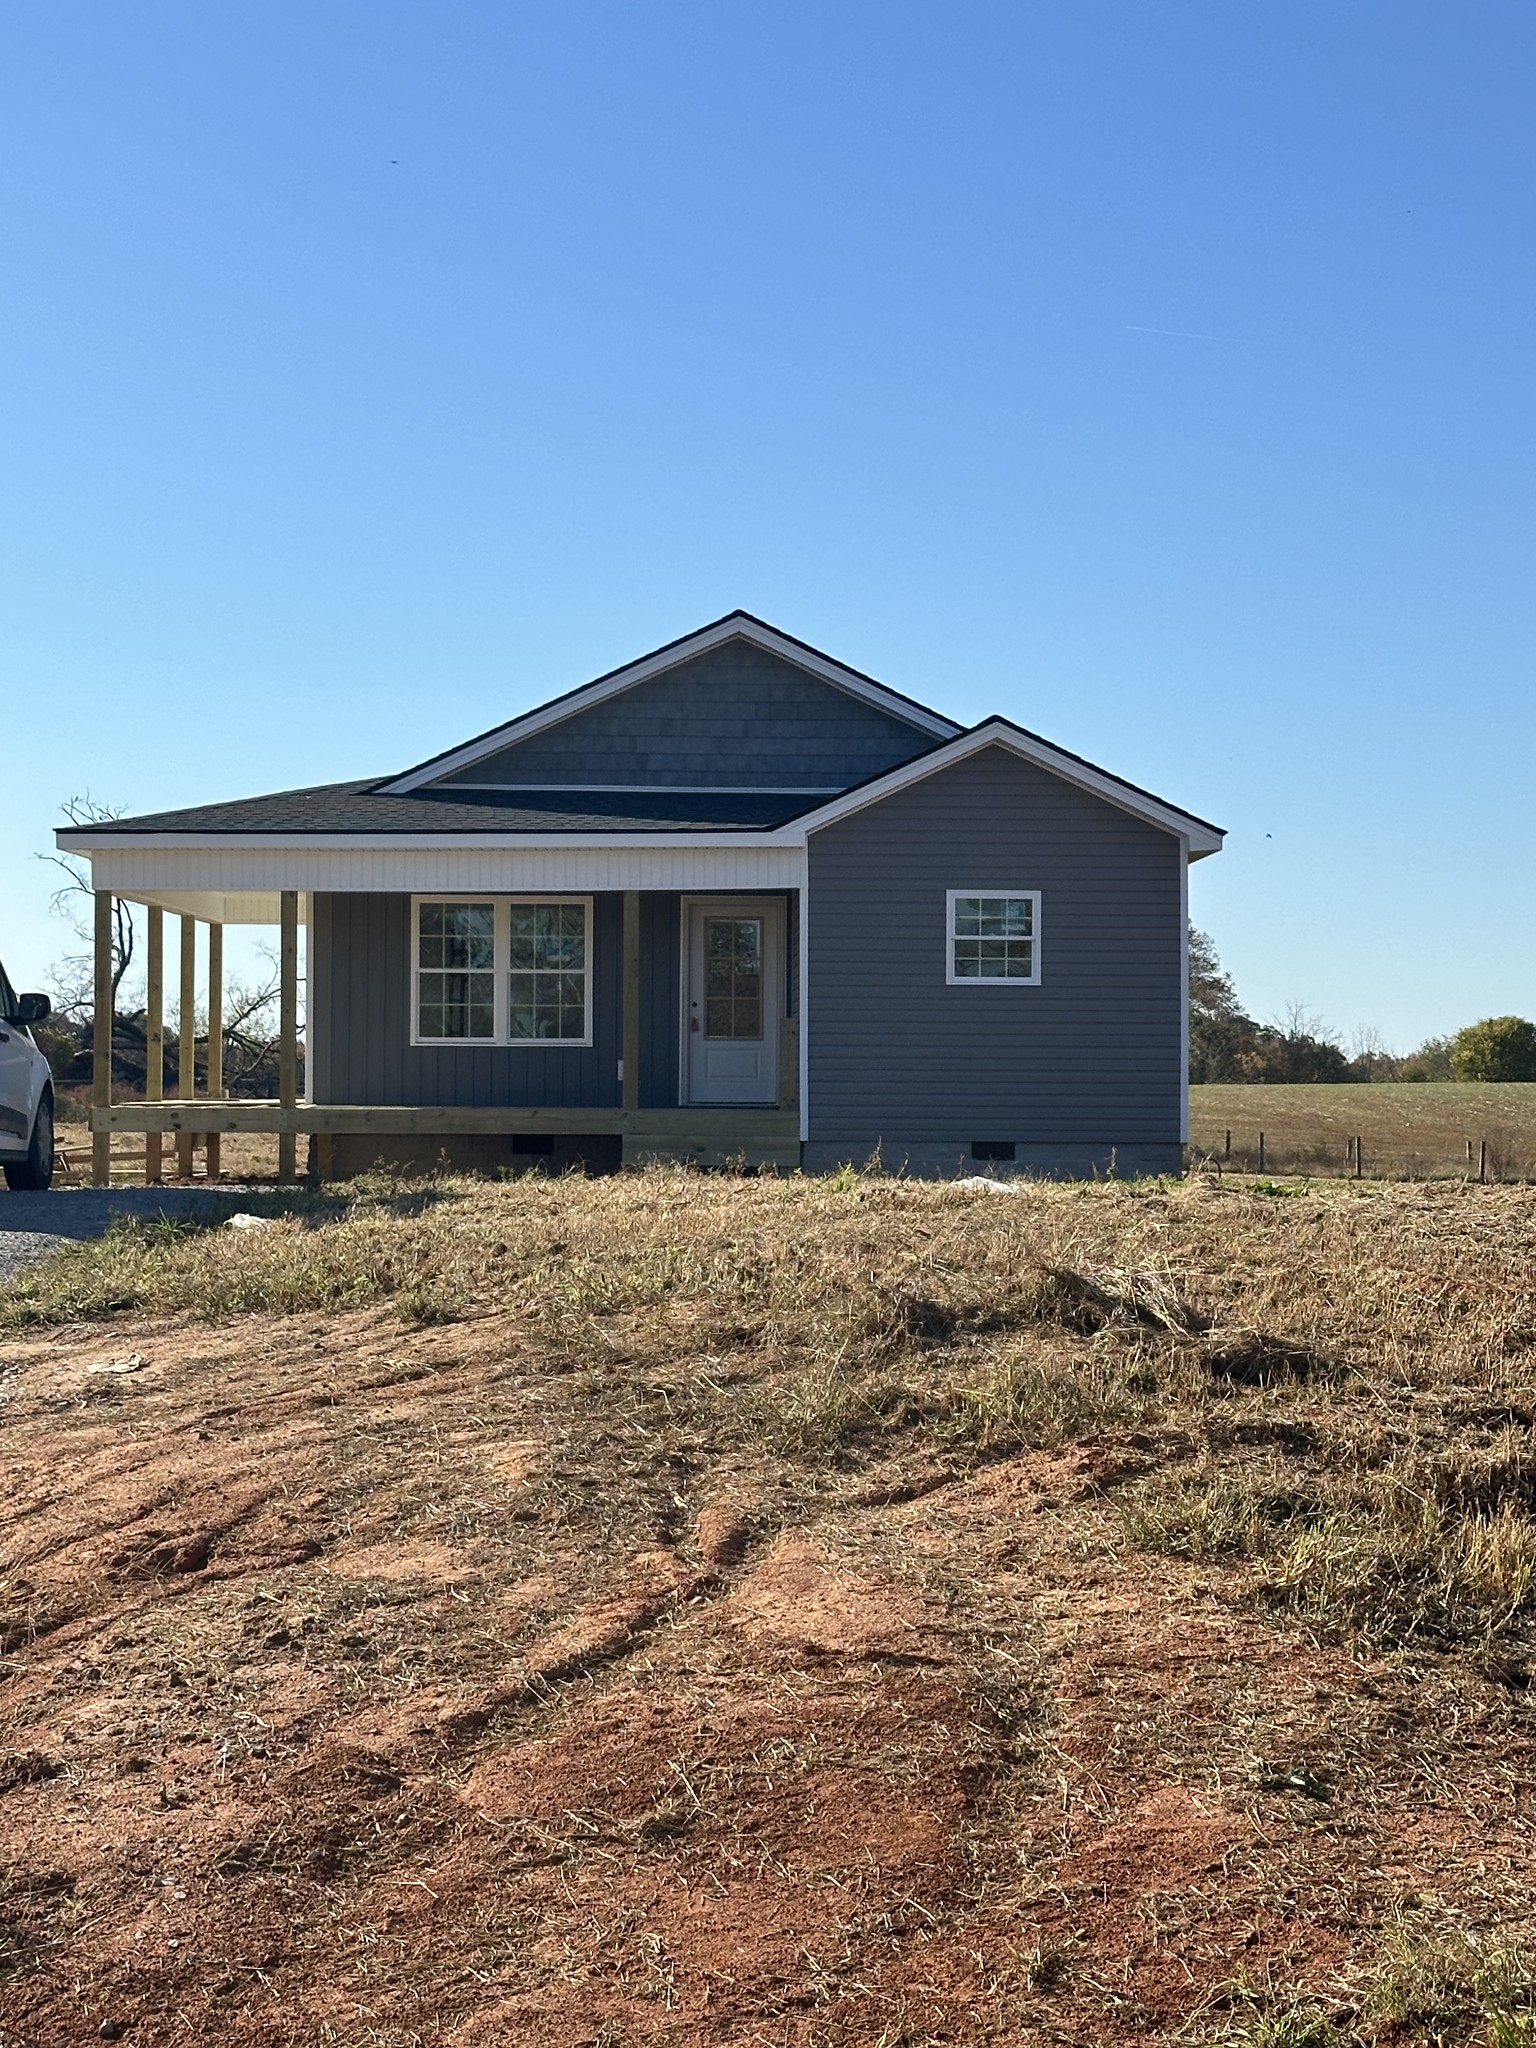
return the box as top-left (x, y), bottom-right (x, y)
top-left (409, 894), bottom-right (594, 1049)
top-left (945, 889), bottom-right (1042, 987)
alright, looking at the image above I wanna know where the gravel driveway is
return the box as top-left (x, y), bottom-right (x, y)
top-left (0, 1187), bottom-right (245, 1285)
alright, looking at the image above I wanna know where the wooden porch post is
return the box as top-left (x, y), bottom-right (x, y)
top-left (145, 907), bottom-right (164, 1185)
top-left (92, 891), bottom-right (113, 1187)
top-left (205, 922), bottom-right (223, 1182)
top-left (277, 890), bottom-right (298, 1183)
top-left (177, 916), bottom-right (197, 1179)
top-left (622, 891), bottom-right (641, 1113)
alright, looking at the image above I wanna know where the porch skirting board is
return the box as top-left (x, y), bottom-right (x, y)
top-left (798, 1140), bottom-right (1186, 1181)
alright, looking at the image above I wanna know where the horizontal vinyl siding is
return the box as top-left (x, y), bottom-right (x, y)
top-left (806, 748), bottom-right (1183, 1147)
top-left (436, 643), bottom-right (934, 790)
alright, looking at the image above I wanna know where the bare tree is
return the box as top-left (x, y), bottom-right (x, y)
top-left (37, 796), bottom-right (137, 1011)
top-left (212, 949), bottom-right (300, 1093)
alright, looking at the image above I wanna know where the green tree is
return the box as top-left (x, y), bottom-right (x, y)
top-left (1449, 1016), bottom-right (1536, 1082)
top-left (1189, 928), bottom-right (1259, 1081)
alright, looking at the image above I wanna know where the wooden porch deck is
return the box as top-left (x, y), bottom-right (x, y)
top-left (84, 886), bottom-right (802, 1182)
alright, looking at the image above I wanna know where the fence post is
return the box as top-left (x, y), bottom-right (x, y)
top-left (1355, 1135), bottom-right (1364, 1180)
top-left (1258, 1131), bottom-right (1265, 1173)
top-left (1224, 1128), bottom-right (1231, 1158)
top-left (1479, 1139), bottom-right (1488, 1185)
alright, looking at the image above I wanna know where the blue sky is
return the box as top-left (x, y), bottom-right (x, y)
top-left (2, 2), bottom-right (1531, 1047)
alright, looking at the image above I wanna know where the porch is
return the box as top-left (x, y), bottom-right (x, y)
top-left (83, 887), bottom-right (803, 1183)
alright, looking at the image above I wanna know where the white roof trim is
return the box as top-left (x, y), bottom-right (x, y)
top-left (58, 829), bottom-right (807, 853)
top-left (379, 613), bottom-right (960, 795)
top-left (793, 720), bottom-right (1226, 856)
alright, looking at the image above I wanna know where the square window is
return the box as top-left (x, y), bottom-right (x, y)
top-left (947, 893), bottom-right (1040, 985)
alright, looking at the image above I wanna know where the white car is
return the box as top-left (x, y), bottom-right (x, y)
top-left (0, 960), bottom-right (55, 1190)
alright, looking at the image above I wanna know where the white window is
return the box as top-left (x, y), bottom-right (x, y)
top-left (412, 897), bottom-right (592, 1046)
top-left (946, 891), bottom-right (1041, 985)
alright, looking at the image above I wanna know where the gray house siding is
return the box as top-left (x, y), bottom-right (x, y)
top-left (434, 642), bottom-right (937, 791)
top-left (804, 746), bottom-right (1185, 1177)
top-left (313, 892), bottom-right (680, 1110)
top-left (311, 887), bottom-right (799, 1116)
top-left (637, 891), bottom-right (682, 1110)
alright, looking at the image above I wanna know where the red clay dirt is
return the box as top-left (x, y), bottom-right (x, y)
top-left (1, 1307), bottom-right (1532, 2045)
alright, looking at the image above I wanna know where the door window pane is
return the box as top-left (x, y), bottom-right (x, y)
top-left (703, 918), bottom-right (763, 1039)
top-left (508, 902), bottom-right (587, 1041)
top-left (417, 902), bottom-right (496, 1038)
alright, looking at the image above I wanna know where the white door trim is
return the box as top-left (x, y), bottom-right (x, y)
top-left (678, 895), bottom-right (785, 1106)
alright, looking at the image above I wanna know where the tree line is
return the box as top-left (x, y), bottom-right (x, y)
top-left (1190, 931), bottom-right (1536, 1084)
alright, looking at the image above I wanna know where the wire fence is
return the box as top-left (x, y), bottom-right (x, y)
top-left (1189, 1128), bottom-right (1536, 1183)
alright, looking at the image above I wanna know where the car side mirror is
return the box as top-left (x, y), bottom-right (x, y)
top-left (15, 993), bottom-right (51, 1027)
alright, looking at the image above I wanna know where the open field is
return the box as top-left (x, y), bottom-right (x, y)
top-left (3, 1168), bottom-right (1536, 2045)
top-left (1191, 1081), bottom-right (1536, 1181)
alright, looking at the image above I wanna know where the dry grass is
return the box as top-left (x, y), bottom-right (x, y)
top-left (3, 1166), bottom-right (1536, 2044)
top-left (1191, 1081), bottom-right (1536, 1180)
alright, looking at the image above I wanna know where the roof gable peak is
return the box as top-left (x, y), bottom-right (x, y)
top-left (380, 614), bottom-right (959, 795)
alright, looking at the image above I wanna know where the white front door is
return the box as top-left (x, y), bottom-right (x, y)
top-left (684, 899), bottom-right (783, 1105)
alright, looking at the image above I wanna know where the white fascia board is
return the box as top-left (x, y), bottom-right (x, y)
top-left (794, 720), bottom-right (1226, 856)
top-left (57, 829), bottom-right (804, 853)
top-left (378, 614), bottom-right (960, 794)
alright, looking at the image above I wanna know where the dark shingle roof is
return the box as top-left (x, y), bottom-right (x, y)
top-left (64, 781), bottom-right (823, 836)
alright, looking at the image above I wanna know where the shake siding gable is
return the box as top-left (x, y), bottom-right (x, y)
top-left (432, 642), bottom-right (937, 791)
top-left (804, 746), bottom-right (1184, 1160)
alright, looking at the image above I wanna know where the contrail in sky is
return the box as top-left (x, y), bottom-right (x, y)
top-left (1125, 324), bottom-right (1248, 342)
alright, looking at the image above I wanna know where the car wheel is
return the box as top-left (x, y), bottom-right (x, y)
top-left (4, 1091), bottom-right (55, 1191)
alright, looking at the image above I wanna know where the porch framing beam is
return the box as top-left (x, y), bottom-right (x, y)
top-left (145, 905), bottom-right (164, 1185)
top-left (91, 891), bottom-right (113, 1187)
top-left (277, 889), bottom-right (299, 1182)
top-left (206, 921), bottom-right (223, 1181)
top-left (177, 914), bottom-right (197, 1179)
top-left (91, 1101), bottom-right (800, 1141)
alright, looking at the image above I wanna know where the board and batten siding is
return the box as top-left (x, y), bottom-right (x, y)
top-left (435, 642), bottom-right (936, 791)
top-left (803, 746), bottom-right (1185, 1175)
top-left (310, 892), bottom-right (683, 1110)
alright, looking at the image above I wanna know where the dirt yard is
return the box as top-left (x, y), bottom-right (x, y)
top-left (1, 1170), bottom-right (1534, 2045)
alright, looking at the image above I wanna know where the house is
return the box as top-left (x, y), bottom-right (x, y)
top-left (60, 613), bottom-right (1223, 1182)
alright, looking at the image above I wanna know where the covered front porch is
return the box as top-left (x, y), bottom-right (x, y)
top-left (82, 882), bottom-right (803, 1184)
